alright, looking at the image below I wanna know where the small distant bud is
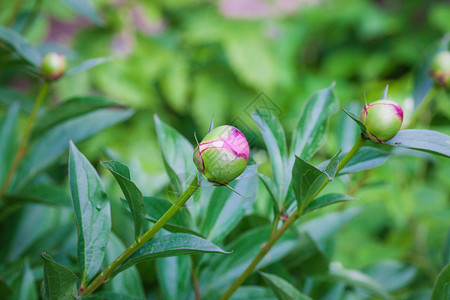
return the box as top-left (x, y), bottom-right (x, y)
top-left (41, 52), bottom-right (66, 80)
top-left (359, 100), bottom-right (403, 143)
top-left (193, 125), bottom-right (249, 185)
top-left (430, 51), bottom-right (450, 89)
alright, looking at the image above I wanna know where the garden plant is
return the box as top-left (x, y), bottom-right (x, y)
top-left (0, 1), bottom-right (449, 300)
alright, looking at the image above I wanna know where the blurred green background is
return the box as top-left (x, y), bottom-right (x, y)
top-left (0, 0), bottom-right (449, 298)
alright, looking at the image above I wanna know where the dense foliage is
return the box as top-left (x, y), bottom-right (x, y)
top-left (0, 0), bottom-right (449, 299)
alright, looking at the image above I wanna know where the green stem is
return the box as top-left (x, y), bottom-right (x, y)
top-left (80, 176), bottom-right (199, 296)
top-left (219, 137), bottom-right (365, 300)
top-left (5, 0), bottom-right (24, 27)
top-left (0, 81), bottom-right (50, 197)
top-left (406, 85), bottom-right (437, 129)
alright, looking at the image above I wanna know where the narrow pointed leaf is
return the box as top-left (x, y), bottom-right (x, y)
top-left (291, 84), bottom-right (339, 161)
top-left (66, 56), bottom-right (113, 76)
top-left (101, 161), bottom-right (145, 241)
top-left (304, 193), bottom-right (358, 214)
top-left (326, 263), bottom-right (391, 299)
top-left (209, 114), bottom-right (214, 132)
top-left (384, 129), bottom-right (450, 157)
top-left (252, 109), bottom-right (288, 203)
top-left (292, 154), bottom-right (339, 212)
top-left (260, 272), bottom-right (312, 300)
top-left (0, 102), bottom-right (20, 186)
top-left (0, 27), bottom-right (42, 66)
top-left (342, 106), bottom-right (367, 133)
top-left (32, 96), bottom-right (120, 138)
top-left (41, 252), bottom-right (78, 300)
top-left (13, 108), bottom-right (133, 191)
top-left (381, 84), bottom-right (389, 100)
top-left (154, 115), bottom-right (196, 195)
top-left (69, 141), bottom-right (111, 283)
top-left (59, 0), bottom-right (103, 26)
top-left (431, 264), bottom-right (450, 300)
top-left (11, 259), bottom-right (37, 300)
top-left (114, 233), bottom-right (229, 275)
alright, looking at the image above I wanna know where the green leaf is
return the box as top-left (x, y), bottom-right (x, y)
top-left (123, 197), bottom-right (203, 237)
top-left (229, 286), bottom-right (276, 300)
top-left (4, 184), bottom-right (72, 207)
top-left (0, 279), bottom-right (12, 299)
top-left (380, 84), bottom-right (389, 100)
top-left (326, 263), bottom-right (391, 299)
top-left (156, 255), bottom-right (192, 300)
top-left (0, 26), bottom-right (42, 66)
top-left (291, 153), bottom-right (339, 213)
top-left (442, 230), bottom-right (450, 267)
top-left (114, 233), bottom-right (229, 275)
top-left (154, 115), bottom-right (196, 195)
top-left (338, 146), bottom-right (391, 174)
top-left (93, 291), bottom-right (142, 300)
top-left (69, 141), bottom-right (111, 283)
top-left (41, 252), bottom-right (78, 300)
top-left (431, 264), bottom-right (450, 300)
top-left (0, 102), bottom-right (19, 186)
top-left (291, 83), bottom-right (339, 161)
top-left (66, 56), bottom-right (113, 76)
top-left (0, 87), bottom-right (34, 113)
top-left (11, 259), bottom-right (38, 300)
top-left (384, 129), bottom-right (450, 157)
top-left (252, 109), bottom-right (289, 204)
top-left (101, 161), bottom-right (145, 241)
top-left (59, 0), bottom-right (103, 26)
top-left (260, 272), bottom-right (312, 300)
top-left (304, 193), bottom-right (358, 214)
top-left (103, 233), bottom-right (144, 298)
top-left (32, 96), bottom-right (120, 138)
top-left (364, 260), bottom-right (417, 292)
top-left (199, 226), bottom-right (299, 296)
top-left (342, 106), bottom-right (367, 133)
top-left (13, 107), bottom-right (133, 191)
top-left (200, 171), bottom-right (258, 244)
top-left (258, 174), bottom-right (280, 215)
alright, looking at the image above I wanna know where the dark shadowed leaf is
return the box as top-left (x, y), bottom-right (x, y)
top-left (103, 233), bottom-right (144, 298)
top-left (384, 129), bottom-right (450, 157)
top-left (114, 233), bottom-right (229, 275)
top-left (291, 83), bottom-right (339, 161)
top-left (442, 230), bottom-right (450, 267)
top-left (0, 102), bottom-right (19, 186)
top-left (292, 153), bottom-right (339, 213)
top-left (102, 161), bottom-right (145, 241)
top-left (154, 115), bottom-right (196, 195)
top-left (252, 109), bottom-right (289, 204)
top-left (4, 184), bottom-right (72, 207)
top-left (0, 27), bottom-right (42, 66)
top-left (13, 108), bottom-right (133, 191)
top-left (66, 56), bottom-right (113, 76)
top-left (32, 96), bottom-right (120, 138)
top-left (0, 279), bottom-right (12, 299)
top-left (304, 194), bottom-right (358, 214)
top-left (59, 0), bottom-right (103, 26)
top-left (69, 141), bottom-right (111, 283)
top-left (0, 87), bottom-right (34, 113)
top-left (41, 252), bottom-right (78, 300)
top-left (260, 272), bottom-right (312, 300)
top-left (431, 264), bottom-right (450, 300)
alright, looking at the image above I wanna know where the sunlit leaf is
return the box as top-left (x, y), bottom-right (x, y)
top-left (384, 129), bottom-right (450, 157)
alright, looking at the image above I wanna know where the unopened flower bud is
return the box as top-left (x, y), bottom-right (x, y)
top-left (41, 52), bottom-right (66, 80)
top-left (430, 51), bottom-right (450, 89)
top-left (193, 125), bottom-right (249, 184)
top-left (359, 100), bottom-right (403, 143)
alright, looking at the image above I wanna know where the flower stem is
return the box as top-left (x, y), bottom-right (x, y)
top-left (406, 85), bottom-right (437, 129)
top-left (0, 81), bottom-right (50, 197)
top-left (80, 176), bottom-right (199, 296)
top-left (219, 137), bottom-right (365, 300)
